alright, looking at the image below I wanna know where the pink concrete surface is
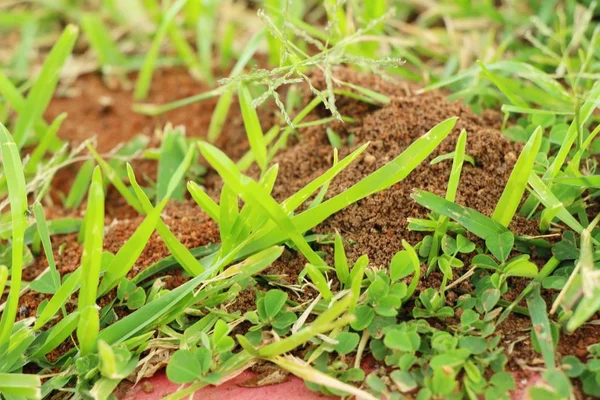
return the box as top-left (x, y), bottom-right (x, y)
top-left (119, 369), bottom-right (542, 400)
top-left (121, 370), bottom-right (332, 400)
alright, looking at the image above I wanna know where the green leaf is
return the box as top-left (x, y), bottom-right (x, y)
top-left (0, 373), bottom-right (41, 399)
top-left (305, 264), bottom-right (333, 300)
top-left (334, 332), bottom-right (360, 355)
top-left (157, 126), bottom-right (187, 203)
top-left (383, 330), bottom-right (421, 352)
top-left (126, 287), bottom-right (147, 310)
top-left (504, 257), bottom-right (538, 278)
top-left (482, 289), bottom-right (501, 312)
top-left (77, 306), bottom-right (100, 356)
top-left (263, 290), bottom-right (288, 320)
top-left (390, 370), bottom-right (417, 393)
top-left (459, 336), bottom-right (487, 354)
top-left (485, 231), bottom-right (514, 262)
top-left (128, 164), bottom-right (205, 276)
top-left (31, 202), bottom-right (60, 293)
top-left (390, 250), bottom-right (414, 281)
top-left (492, 126), bottom-right (542, 227)
top-left (0, 125), bottom-right (28, 346)
top-left (350, 305), bottom-right (374, 331)
top-left (456, 234), bottom-right (475, 253)
top-left (64, 159), bottom-right (95, 209)
top-left (134, 0), bottom-right (188, 100)
top-left (31, 312), bottom-right (80, 358)
top-left (167, 349), bottom-right (202, 384)
top-left (187, 181), bottom-right (220, 222)
top-left (412, 190), bottom-right (507, 240)
top-left (528, 172), bottom-right (584, 234)
top-left (334, 232), bottom-right (350, 285)
top-left (81, 13), bottom-right (125, 68)
top-left (12, 25), bottom-right (78, 149)
top-left (239, 83), bottom-right (267, 171)
top-left (526, 283), bottom-right (555, 368)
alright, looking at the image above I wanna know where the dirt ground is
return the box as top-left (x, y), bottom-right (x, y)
top-left (20, 66), bottom-right (599, 395)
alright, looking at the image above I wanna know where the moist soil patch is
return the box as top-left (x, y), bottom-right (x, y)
top-left (24, 67), bottom-right (600, 394)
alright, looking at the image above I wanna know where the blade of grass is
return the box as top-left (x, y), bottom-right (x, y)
top-left (64, 159), bottom-right (95, 209)
top-left (526, 283), bottom-right (555, 369)
top-left (0, 373), bottom-right (41, 399)
top-left (77, 167), bottom-right (105, 356)
top-left (128, 164), bottom-right (206, 276)
top-left (412, 190), bottom-right (507, 240)
top-left (446, 129), bottom-right (467, 202)
top-left (99, 246), bottom-right (283, 345)
top-left (99, 147), bottom-right (197, 294)
top-left (199, 142), bottom-right (325, 266)
top-left (134, 0), bottom-right (189, 100)
top-left (81, 13), bottom-right (125, 68)
top-left (134, 87), bottom-right (223, 116)
top-left (24, 113), bottom-right (67, 175)
top-left (527, 172), bottom-right (584, 234)
top-left (237, 118), bottom-right (457, 257)
top-left (32, 202), bottom-right (61, 293)
top-left (237, 125), bottom-right (280, 172)
top-left (553, 175), bottom-right (600, 188)
top-left (271, 356), bottom-right (377, 400)
top-left (30, 311), bottom-right (79, 359)
top-left (157, 126), bottom-right (187, 203)
top-left (477, 61), bottom-right (529, 108)
top-left (492, 126), bottom-right (542, 227)
top-left (86, 142), bottom-right (143, 213)
top-left (239, 83), bottom-right (267, 171)
top-left (0, 125), bottom-right (28, 347)
top-left (305, 264), bottom-right (333, 300)
top-left (565, 230), bottom-right (599, 332)
top-left (207, 30), bottom-right (266, 141)
top-left (187, 181), bottom-right (220, 222)
top-left (12, 25), bottom-right (79, 149)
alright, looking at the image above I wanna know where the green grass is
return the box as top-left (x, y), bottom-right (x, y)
top-left (1, 1), bottom-right (600, 398)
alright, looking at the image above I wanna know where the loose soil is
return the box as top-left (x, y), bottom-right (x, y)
top-left (19, 66), bottom-right (600, 396)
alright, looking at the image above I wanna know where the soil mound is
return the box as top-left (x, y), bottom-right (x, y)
top-left (260, 68), bottom-right (536, 267)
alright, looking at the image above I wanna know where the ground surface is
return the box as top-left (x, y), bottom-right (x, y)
top-left (20, 66), bottom-right (600, 398)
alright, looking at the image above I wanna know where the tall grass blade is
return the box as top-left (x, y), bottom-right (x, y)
top-left (64, 159), bottom-right (95, 209)
top-left (134, 0), bottom-right (188, 100)
top-left (12, 25), bottom-right (78, 149)
top-left (77, 167), bottom-right (105, 355)
top-left (81, 14), bottom-right (125, 68)
top-left (492, 126), bottom-right (542, 227)
top-left (239, 83), bottom-right (267, 171)
top-left (32, 202), bottom-right (61, 293)
top-left (0, 125), bottom-right (28, 347)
